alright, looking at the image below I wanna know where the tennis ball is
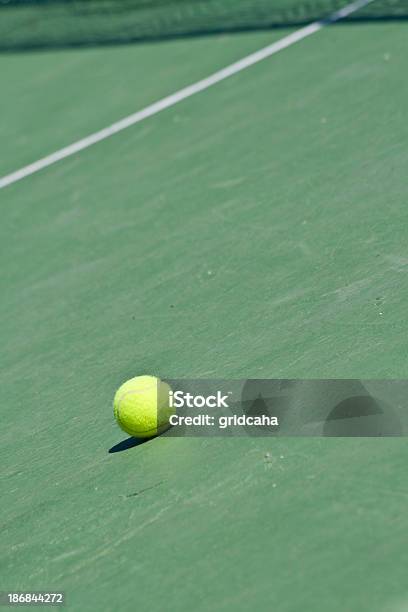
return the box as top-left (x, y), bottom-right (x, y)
top-left (113, 375), bottom-right (173, 439)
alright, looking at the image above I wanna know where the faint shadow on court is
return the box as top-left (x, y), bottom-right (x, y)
top-left (1, 1), bottom-right (408, 54)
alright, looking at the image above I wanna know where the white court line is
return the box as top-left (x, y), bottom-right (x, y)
top-left (0, 0), bottom-right (375, 190)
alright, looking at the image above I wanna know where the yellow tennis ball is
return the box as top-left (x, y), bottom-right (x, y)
top-left (113, 375), bottom-right (173, 439)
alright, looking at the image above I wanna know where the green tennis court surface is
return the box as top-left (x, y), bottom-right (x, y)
top-left (1, 1), bottom-right (408, 610)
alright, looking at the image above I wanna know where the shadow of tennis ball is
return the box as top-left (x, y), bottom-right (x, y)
top-left (108, 436), bottom-right (148, 453)
top-left (323, 395), bottom-right (402, 436)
